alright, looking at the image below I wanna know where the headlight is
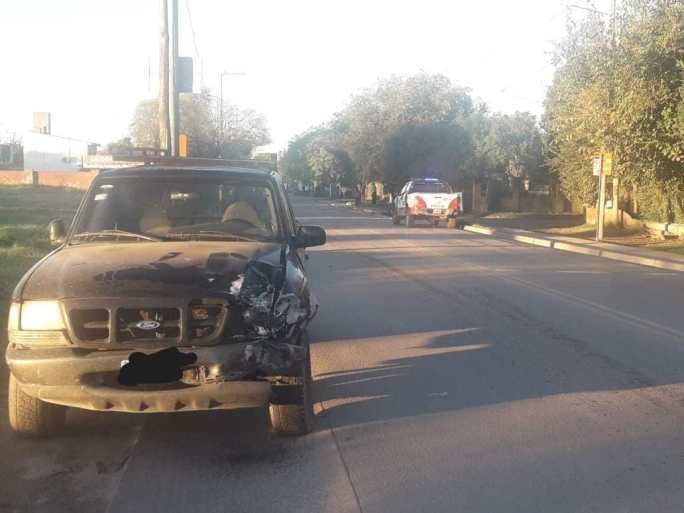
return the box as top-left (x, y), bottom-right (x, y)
top-left (19, 301), bottom-right (66, 331)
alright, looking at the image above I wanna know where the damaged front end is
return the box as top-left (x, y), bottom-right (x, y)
top-left (118, 246), bottom-right (317, 389)
top-left (221, 247), bottom-right (316, 382)
top-left (232, 255), bottom-right (313, 343)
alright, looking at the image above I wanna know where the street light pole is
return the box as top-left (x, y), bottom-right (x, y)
top-left (567, 2), bottom-right (616, 242)
top-left (597, 169), bottom-right (606, 241)
top-left (217, 71), bottom-right (246, 157)
top-left (597, 0), bottom-right (618, 241)
top-left (567, 4), bottom-right (609, 16)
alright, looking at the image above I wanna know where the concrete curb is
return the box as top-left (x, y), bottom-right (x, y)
top-left (511, 234), bottom-right (553, 248)
top-left (462, 225), bottom-right (495, 236)
top-left (463, 225), bottom-right (684, 272)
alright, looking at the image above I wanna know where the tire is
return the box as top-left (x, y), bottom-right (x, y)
top-left (447, 218), bottom-right (458, 229)
top-left (8, 374), bottom-right (66, 437)
top-left (269, 343), bottom-right (314, 436)
top-left (432, 219), bottom-right (440, 227)
top-left (405, 215), bottom-right (415, 227)
top-left (392, 214), bottom-right (401, 225)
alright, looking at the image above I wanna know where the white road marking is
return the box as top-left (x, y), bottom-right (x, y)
top-left (499, 272), bottom-right (684, 341)
top-left (557, 270), bottom-right (609, 274)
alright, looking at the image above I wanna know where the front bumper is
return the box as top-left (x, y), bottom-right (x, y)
top-left (6, 340), bottom-right (305, 413)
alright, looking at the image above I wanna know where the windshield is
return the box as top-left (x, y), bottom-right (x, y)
top-left (72, 178), bottom-right (281, 243)
top-left (410, 182), bottom-right (452, 194)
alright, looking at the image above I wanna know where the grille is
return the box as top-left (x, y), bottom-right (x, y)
top-left (63, 299), bottom-right (228, 345)
top-left (69, 309), bottom-right (109, 341)
top-left (188, 302), bottom-right (224, 340)
top-left (116, 307), bottom-right (181, 342)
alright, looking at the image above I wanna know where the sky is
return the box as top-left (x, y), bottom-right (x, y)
top-left (0, 0), bottom-right (614, 151)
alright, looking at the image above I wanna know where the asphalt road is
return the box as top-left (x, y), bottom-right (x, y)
top-left (3, 196), bottom-right (684, 513)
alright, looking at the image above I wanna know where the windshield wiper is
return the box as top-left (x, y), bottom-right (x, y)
top-left (71, 229), bottom-right (162, 243)
top-left (166, 231), bottom-right (259, 242)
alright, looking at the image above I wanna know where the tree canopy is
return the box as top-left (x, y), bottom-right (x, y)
top-left (129, 88), bottom-right (270, 159)
top-left (282, 73), bottom-right (545, 194)
top-left (543, 0), bottom-right (683, 221)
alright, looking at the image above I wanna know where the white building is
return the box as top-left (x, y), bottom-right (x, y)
top-left (23, 131), bottom-right (97, 171)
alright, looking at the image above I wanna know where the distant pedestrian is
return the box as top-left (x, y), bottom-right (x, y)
top-left (370, 182), bottom-right (378, 205)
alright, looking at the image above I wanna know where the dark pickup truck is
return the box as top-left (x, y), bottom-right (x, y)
top-left (6, 163), bottom-right (325, 437)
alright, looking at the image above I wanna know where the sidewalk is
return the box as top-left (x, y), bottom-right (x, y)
top-left (464, 224), bottom-right (684, 272)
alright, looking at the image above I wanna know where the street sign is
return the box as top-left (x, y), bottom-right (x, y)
top-left (602, 152), bottom-right (613, 176)
top-left (177, 57), bottom-right (193, 93)
top-left (592, 155), bottom-right (602, 176)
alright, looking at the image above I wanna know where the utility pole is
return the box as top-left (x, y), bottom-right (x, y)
top-left (169, 0), bottom-right (180, 157)
top-left (219, 72), bottom-right (224, 151)
top-left (158, 0), bottom-right (171, 154)
top-left (596, 165), bottom-right (606, 241)
top-left (597, 0), bottom-right (618, 241)
top-left (568, 2), bottom-right (616, 242)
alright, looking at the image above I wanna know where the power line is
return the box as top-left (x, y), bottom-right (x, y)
top-left (184, 0), bottom-right (203, 84)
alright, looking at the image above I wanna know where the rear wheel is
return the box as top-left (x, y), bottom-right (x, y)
top-left (8, 374), bottom-right (66, 437)
top-left (269, 341), bottom-right (314, 436)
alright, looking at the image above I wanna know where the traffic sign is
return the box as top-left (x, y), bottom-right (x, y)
top-left (592, 155), bottom-right (602, 176)
top-left (602, 152), bottom-right (613, 176)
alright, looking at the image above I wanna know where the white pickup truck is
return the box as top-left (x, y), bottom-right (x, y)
top-left (392, 178), bottom-right (463, 227)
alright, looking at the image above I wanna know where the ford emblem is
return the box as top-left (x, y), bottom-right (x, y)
top-left (136, 320), bottom-right (161, 330)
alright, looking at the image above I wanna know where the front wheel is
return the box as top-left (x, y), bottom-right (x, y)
top-left (269, 344), bottom-right (314, 436)
top-left (8, 374), bottom-right (66, 437)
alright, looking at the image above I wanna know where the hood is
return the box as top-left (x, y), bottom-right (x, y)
top-left (19, 241), bottom-right (283, 300)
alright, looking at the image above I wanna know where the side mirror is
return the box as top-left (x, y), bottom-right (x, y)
top-left (294, 225), bottom-right (326, 248)
top-left (48, 219), bottom-right (67, 246)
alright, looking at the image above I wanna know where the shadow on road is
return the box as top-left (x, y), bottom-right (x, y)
top-left (305, 235), bottom-right (683, 432)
